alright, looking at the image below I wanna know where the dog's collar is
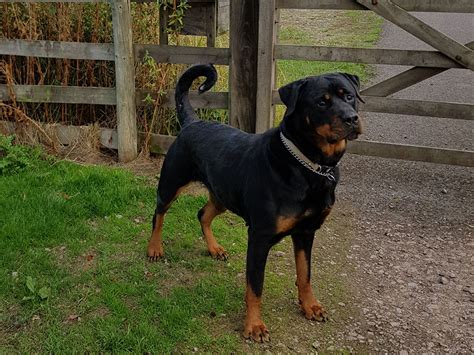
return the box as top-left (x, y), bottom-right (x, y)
top-left (280, 131), bottom-right (337, 182)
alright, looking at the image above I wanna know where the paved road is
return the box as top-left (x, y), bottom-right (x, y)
top-left (334, 12), bottom-right (474, 353)
top-left (361, 12), bottom-right (474, 150)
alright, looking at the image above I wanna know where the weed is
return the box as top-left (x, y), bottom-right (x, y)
top-left (0, 135), bottom-right (42, 175)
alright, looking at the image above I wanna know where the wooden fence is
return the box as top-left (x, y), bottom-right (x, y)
top-left (0, 0), bottom-right (473, 167)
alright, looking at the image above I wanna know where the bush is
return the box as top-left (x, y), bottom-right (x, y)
top-left (0, 135), bottom-right (42, 175)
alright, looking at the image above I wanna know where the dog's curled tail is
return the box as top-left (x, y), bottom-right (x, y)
top-left (175, 63), bottom-right (217, 128)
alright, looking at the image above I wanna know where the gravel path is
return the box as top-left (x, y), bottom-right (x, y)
top-left (333, 13), bottom-right (474, 354)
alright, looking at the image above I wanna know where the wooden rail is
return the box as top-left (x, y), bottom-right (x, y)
top-left (2, 121), bottom-right (472, 167)
top-left (276, 45), bottom-right (465, 69)
top-left (276, 0), bottom-right (474, 13)
top-left (0, 85), bottom-right (228, 108)
top-left (1, 0), bottom-right (472, 166)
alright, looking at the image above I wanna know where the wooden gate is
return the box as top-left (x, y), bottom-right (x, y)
top-left (255, 0), bottom-right (474, 167)
top-left (1, 0), bottom-right (473, 166)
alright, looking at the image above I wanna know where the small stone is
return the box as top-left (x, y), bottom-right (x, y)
top-left (11, 271), bottom-right (18, 279)
top-left (338, 302), bottom-right (346, 307)
top-left (326, 346), bottom-right (335, 351)
top-left (399, 350), bottom-right (408, 355)
top-left (192, 347), bottom-right (198, 352)
top-left (312, 341), bottom-right (321, 349)
top-left (438, 276), bottom-right (449, 285)
top-left (441, 189), bottom-right (448, 194)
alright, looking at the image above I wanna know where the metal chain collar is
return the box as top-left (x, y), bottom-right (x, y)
top-left (280, 131), bottom-right (336, 182)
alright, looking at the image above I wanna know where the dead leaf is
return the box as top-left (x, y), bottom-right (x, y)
top-left (67, 314), bottom-right (81, 322)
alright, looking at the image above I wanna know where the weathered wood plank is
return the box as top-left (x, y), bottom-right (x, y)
top-left (159, 7), bottom-right (169, 45)
top-left (361, 42), bottom-right (474, 97)
top-left (0, 84), bottom-right (228, 108)
top-left (347, 140), bottom-right (474, 167)
top-left (112, 0), bottom-right (137, 162)
top-left (134, 44), bottom-right (229, 65)
top-left (276, 0), bottom-right (474, 13)
top-left (136, 90), bottom-right (228, 109)
top-left (2, 120), bottom-right (472, 167)
top-left (1, 0), bottom-right (472, 12)
top-left (357, 0), bottom-right (474, 70)
top-left (0, 39), bottom-right (114, 61)
top-left (361, 97), bottom-right (474, 120)
top-left (361, 67), bottom-right (443, 97)
top-left (0, 84), bottom-right (116, 105)
top-left (272, 91), bottom-right (474, 120)
top-left (255, 0), bottom-right (276, 133)
top-left (275, 45), bottom-right (464, 69)
top-left (229, 0), bottom-right (259, 132)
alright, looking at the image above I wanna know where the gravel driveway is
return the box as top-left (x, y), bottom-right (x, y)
top-left (334, 12), bottom-right (474, 354)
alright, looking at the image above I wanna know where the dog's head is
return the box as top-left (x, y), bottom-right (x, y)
top-left (279, 73), bottom-right (363, 146)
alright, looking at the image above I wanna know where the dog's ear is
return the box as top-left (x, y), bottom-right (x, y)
top-left (340, 73), bottom-right (365, 103)
top-left (278, 79), bottom-right (307, 117)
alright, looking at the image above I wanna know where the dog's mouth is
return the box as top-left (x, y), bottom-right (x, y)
top-left (346, 130), bottom-right (360, 141)
top-left (345, 122), bottom-right (362, 141)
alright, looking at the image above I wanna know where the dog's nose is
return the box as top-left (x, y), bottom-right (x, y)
top-left (344, 115), bottom-right (359, 125)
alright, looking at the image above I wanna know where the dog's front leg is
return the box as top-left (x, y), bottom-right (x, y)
top-left (243, 236), bottom-right (271, 342)
top-left (291, 232), bottom-right (328, 321)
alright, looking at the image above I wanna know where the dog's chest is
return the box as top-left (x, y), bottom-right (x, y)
top-left (276, 205), bottom-right (332, 235)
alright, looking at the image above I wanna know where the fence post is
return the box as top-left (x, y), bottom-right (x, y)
top-left (255, 0), bottom-right (277, 133)
top-left (112, 0), bottom-right (138, 162)
top-left (229, 0), bottom-right (259, 133)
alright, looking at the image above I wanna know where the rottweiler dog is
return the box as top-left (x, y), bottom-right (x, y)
top-left (147, 64), bottom-right (363, 342)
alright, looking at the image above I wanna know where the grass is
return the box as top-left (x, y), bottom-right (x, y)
top-left (0, 147), bottom-right (248, 352)
top-left (1, 9), bottom-right (383, 353)
top-left (0, 142), bottom-right (363, 353)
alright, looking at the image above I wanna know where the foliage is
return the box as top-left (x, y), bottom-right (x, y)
top-left (0, 135), bottom-right (41, 175)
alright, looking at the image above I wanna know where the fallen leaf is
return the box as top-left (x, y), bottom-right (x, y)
top-left (67, 314), bottom-right (81, 322)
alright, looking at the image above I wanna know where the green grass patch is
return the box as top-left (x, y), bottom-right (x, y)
top-left (0, 142), bottom-right (363, 352)
top-left (0, 148), bottom-right (248, 352)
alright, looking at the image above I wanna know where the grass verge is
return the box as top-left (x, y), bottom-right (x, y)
top-left (1, 143), bottom-right (362, 352)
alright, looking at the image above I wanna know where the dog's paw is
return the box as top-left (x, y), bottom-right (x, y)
top-left (147, 244), bottom-right (164, 262)
top-left (301, 302), bottom-right (328, 322)
top-left (243, 320), bottom-right (270, 343)
top-left (208, 245), bottom-right (228, 261)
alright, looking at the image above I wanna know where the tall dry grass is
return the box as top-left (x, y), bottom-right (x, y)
top-left (0, 2), bottom-right (229, 143)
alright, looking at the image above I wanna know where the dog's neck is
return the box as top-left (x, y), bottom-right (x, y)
top-left (279, 116), bottom-right (346, 167)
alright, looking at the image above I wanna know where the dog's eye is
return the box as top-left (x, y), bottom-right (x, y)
top-left (345, 94), bottom-right (354, 101)
top-left (317, 100), bottom-right (327, 108)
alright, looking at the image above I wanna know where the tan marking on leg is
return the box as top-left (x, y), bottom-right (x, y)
top-left (275, 215), bottom-right (299, 234)
top-left (147, 213), bottom-right (165, 261)
top-left (243, 284), bottom-right (269, 342)
top-left (294, 249), bottom-right (327, 321)
top-left (200, 197), bottom-right (227, 260)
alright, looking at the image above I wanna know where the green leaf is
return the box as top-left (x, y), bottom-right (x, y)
top-left (26, 276), bottom-right (35, 294)
top-left (38, 287), bottom-right (51, 300)
top-left (22, 296), bottom-right (35, 301)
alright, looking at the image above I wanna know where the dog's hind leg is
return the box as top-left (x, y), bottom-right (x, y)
top-left (147, 147), bottom-right (192, 261)
top-left (197, 194), bottom-right (228, 260)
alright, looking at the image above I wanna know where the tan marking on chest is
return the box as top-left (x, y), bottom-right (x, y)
top-left (321, 139), bottom-right (346, 156)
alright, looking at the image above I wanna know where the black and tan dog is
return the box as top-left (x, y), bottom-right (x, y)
top-left (147, 64), bottom-right (363, 342)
